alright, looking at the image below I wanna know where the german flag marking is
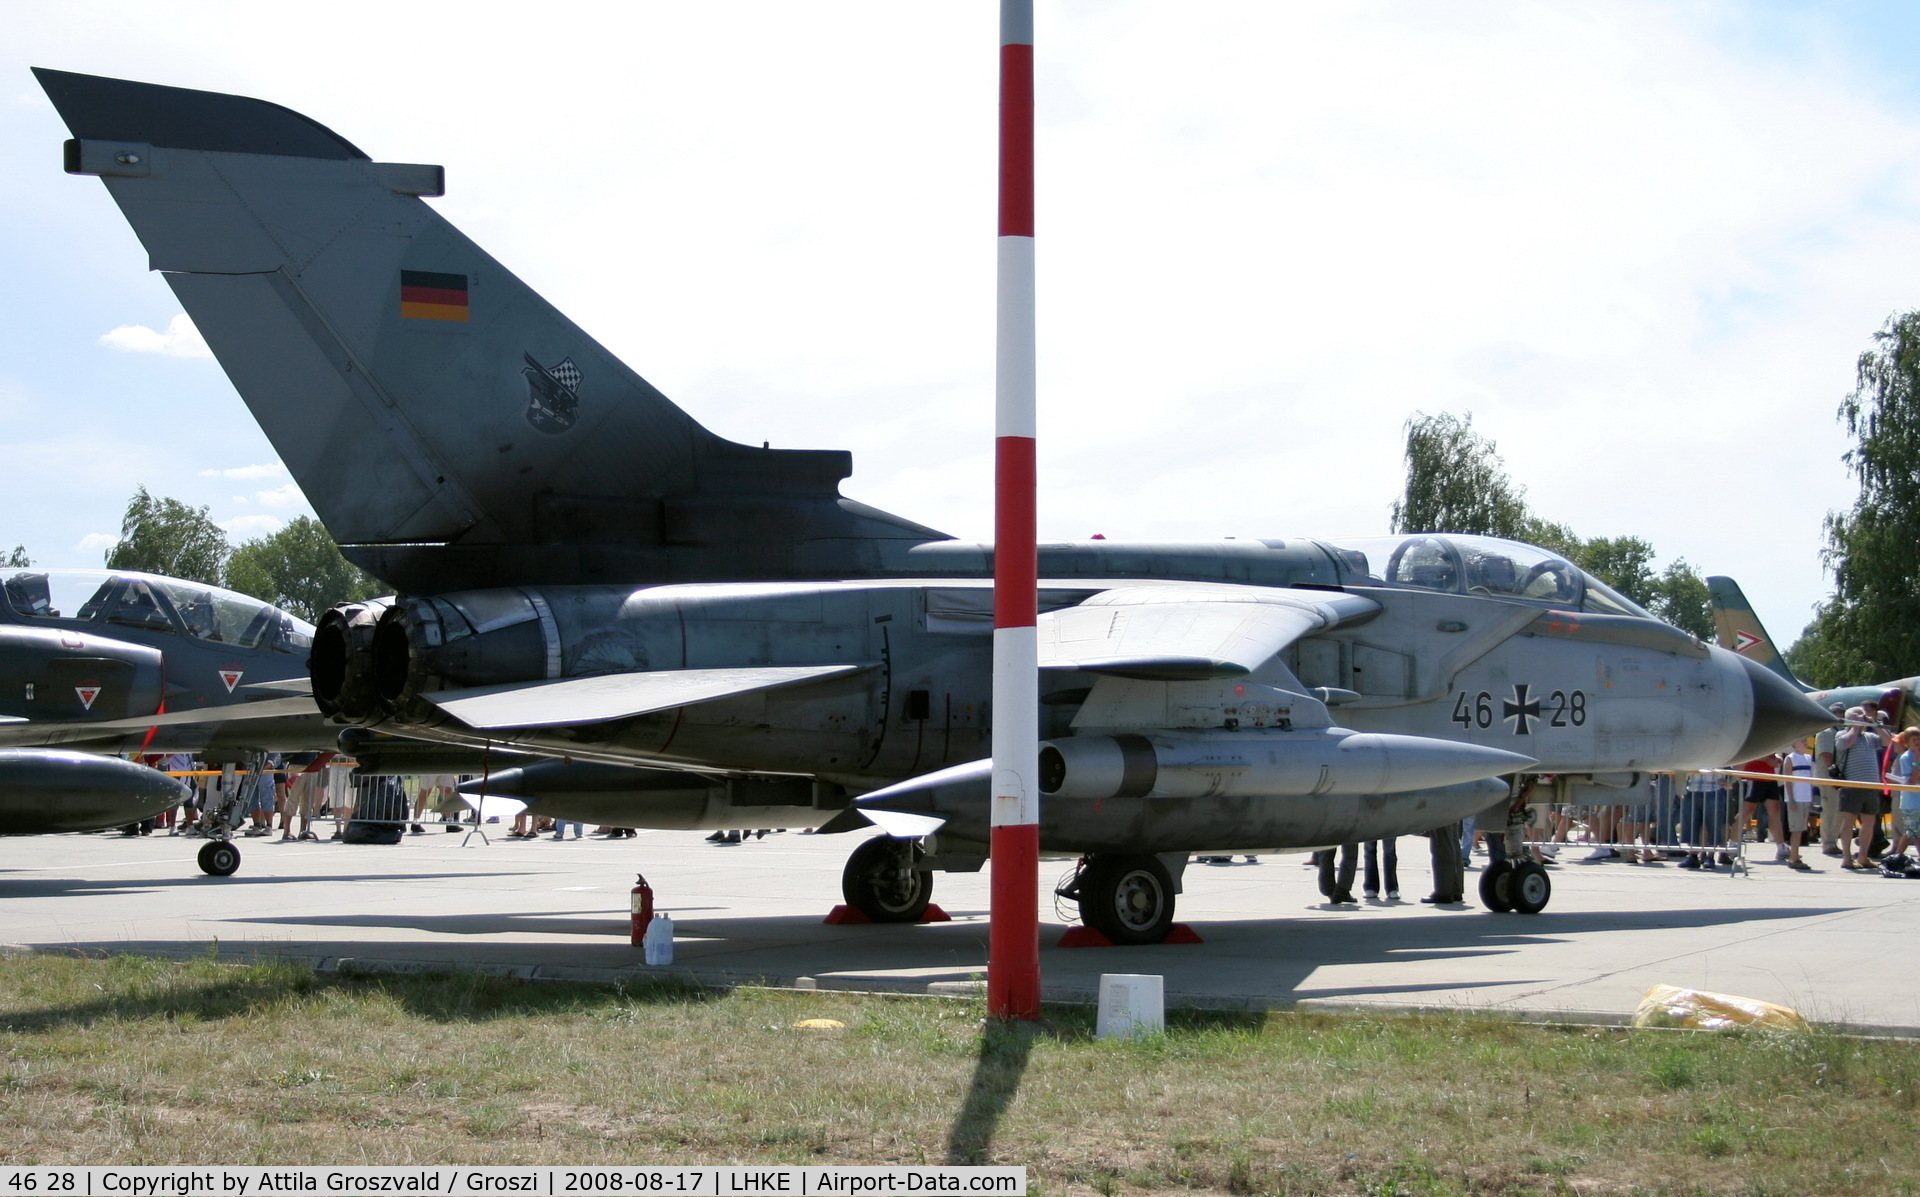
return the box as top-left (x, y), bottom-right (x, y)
top-left (400, 270), bottom-right (469, 321)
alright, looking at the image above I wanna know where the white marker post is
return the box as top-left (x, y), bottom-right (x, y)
top-left (989, 0), bottom-right (1040, 1022)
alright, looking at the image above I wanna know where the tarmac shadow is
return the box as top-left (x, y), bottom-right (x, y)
top-left (222, 909), bottom-right (728, 937)
top-left (0, 871), bottom-right (535, 897)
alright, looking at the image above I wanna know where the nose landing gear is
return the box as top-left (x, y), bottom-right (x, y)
top-left (197, 839), bottom-right (240, 877)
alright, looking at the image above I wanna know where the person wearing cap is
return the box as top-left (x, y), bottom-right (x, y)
top-left (1833, 706), bottom-right (1887, 870)
top-left (1815, 702), bottom-right (1846, 856)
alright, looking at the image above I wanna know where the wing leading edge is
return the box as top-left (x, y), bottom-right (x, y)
top-left (1038, 584), bottom-right (1379, 680)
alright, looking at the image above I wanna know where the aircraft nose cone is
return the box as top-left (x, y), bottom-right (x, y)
top-left (1733, 655), bottom-right (1838, 760)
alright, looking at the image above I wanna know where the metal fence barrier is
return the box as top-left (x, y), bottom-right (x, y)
top-left (1520, 768), bottom-right (1906, 877)
top-left (1519, 774), bottom-right (1750, 876)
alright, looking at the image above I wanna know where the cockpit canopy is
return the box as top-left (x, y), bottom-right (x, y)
top-left (0, 568), bottom-right (316, 654)
top-left (1317, 534), bottom-right (1653, 618)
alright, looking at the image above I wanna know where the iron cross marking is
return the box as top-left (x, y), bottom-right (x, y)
top-left (1502, 683), bottom-right (1542, 735)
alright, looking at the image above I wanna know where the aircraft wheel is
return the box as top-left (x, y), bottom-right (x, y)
top-left (841, 836), bottom-right (932, 923)
top-left (198, 840), bottom-right (241, 877)
top-left (1478, 859), bottom-right (1515, 912)
top-left (1509, 860), bottom-right (1551, 914)
top-left (1079, 853), bottom-right (1175, 945)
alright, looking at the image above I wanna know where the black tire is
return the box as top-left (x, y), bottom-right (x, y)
top-left (841, 836), bottom-right (933, 923)
top-left (1079, 853), bottom-right (1176, 945)
top-left (1478, 859), bottom-right (1515, 912)
top-left (198, 840), bottom-right (240, 877)
top-left (1509, 860), bottom-right (1552, 914)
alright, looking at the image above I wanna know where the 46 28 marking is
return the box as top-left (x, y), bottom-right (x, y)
top-left (1451, 685), bottom-right (1584, 734)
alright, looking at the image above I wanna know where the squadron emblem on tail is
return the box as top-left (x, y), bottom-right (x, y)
top-left (521, 353), bottom-right (581, 433)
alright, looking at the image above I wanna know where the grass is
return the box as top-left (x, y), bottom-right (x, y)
top-left (1, 952), bottom-right (1918, 1194)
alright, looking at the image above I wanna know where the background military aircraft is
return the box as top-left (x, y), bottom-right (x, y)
top-left (0, 565), bottom-right (324, 870)
top-left (1708, 574), bottom-right (1913, 719)
top-left (1, 566), bottom-right (318, 749)
top-left (40, 68), bottom-right (1833, 939)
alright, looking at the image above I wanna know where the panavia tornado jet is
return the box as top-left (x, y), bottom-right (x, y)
top-left (38, 68), bottom-right (1834, 939)
top-left (0, 566), bottom-right (318, 855)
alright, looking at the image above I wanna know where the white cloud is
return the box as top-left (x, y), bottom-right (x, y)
top-left (98, 313), bottom-right (213, 359)
top-left (73, 532), bottom-right (116, 554)
top-left (252, 483), bottom-right (305, 509)
top-left (200, 462), bottom-right (286, 481)
top-left (218, 515), bottom-right (284, 538)
top-left (229, 495), bottom-right (248, 505)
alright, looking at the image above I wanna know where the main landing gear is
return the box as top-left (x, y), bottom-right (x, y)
top-left (840, 836), bottom-right (934, 923)
top-left (1478, 858), bottom-right (1551, 914)
top-left (1057, 853), bottom-right (1176, 945)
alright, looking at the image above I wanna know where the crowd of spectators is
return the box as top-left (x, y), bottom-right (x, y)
top-left (1526, 692), bottom-right (1920, 878)
top-left (110, 758), bottom-right (643, 842)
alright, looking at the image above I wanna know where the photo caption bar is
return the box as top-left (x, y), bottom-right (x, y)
top-left (0, 1169), bottom-right (1024, 1197)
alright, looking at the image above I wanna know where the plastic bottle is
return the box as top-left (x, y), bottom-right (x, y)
top-left (642, 912), bottom-right (674, 966)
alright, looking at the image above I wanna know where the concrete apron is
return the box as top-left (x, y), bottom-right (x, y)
top-left (4, 828), bottom-right (1916, 1037)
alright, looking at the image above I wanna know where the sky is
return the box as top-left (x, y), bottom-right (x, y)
top-left (5, 1), bottom-right (1920, 647)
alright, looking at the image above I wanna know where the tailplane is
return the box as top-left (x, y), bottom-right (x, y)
top-left (1705, 575), bottom-right (1808, 691)
top-left (36, 68), bottom-right (945, 593)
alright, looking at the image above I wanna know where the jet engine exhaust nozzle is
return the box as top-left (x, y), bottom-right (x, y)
top-left (308, 597), bottom-right (393, 722)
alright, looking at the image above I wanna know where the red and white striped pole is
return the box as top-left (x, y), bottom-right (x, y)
top-left (989, 0), bottom-right (1040, 1022)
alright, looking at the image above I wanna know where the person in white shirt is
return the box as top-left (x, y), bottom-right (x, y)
top-left (1888, 728), bottom-right (1920, 860)
top-left (1781, 738), bottom-right (1817, 871)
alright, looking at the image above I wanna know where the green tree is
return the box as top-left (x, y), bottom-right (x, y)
top-left (1392, 412), bottom-right (1713, 637)
top-left (1391, 413), bottom-right (1535, 538)
top-left (1573, 535), bottom-right (1658, 606)
top-left (105, 487), bottom-right (228, 585)
top-left (1784, 618), bottom-right (1842, 689)
top-left (1796, 311), bottom-right (1920, 683)
top-left (224, 516), bottom-right (383, 622)
top-left (3, 546), bottom-right (29, 568)
top-left (1644, 559), bottom-right (1713, 640)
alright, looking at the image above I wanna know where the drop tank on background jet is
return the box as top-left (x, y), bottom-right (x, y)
top-left (37, 68), bottom-right (1836, 937)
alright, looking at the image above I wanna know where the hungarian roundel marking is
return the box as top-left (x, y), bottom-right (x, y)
top-left (219, 669), bottom-right (244, 693)
top-left (1733, 631), bottom-right (1764, 655)
top-left (74, 685), bottom-right (101, 710)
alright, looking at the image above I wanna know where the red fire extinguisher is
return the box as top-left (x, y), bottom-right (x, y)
top-left (630, 873), bottom-right (654, 946)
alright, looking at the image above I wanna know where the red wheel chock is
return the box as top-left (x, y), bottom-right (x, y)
top-left (822, 904), bottom-right (952, 925)
top-left (1056, 923), bottom-right (1203, 947)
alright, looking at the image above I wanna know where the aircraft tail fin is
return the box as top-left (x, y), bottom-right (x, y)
top-left (1705, 575), bottom-right (1808, 691)
top-left (36, 68), bottom-right (944, 593)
